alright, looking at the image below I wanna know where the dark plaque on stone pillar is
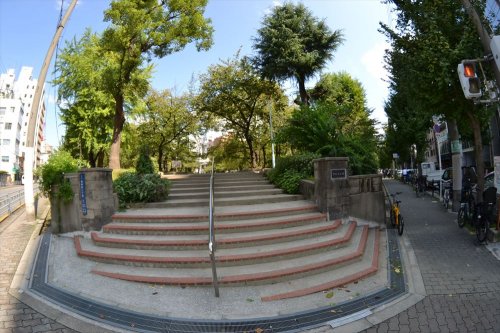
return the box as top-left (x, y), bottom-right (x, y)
top-left (331, 169), bottom-right (347, 180)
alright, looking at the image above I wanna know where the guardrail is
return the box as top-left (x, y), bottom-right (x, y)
top-left (208, 159), bottom-right (219, 297)
top-left (0, 185), bottom-right (39, 221)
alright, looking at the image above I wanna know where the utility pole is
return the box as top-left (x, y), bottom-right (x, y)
top-left (24, 0), bottom-right (78, 220)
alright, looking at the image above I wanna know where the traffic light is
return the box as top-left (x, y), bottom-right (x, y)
top-left (457, 61), bottom-right (482, 99)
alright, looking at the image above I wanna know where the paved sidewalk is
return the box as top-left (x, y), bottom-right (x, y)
top-left (362, 180), bottom-right (500, 333)
top-left (0, 198), bottom-right (76, 333)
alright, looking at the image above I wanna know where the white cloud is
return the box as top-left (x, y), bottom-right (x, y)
top-left (264, 0), bottom-right (283, 15)
top-left (361, 41), bottom-right (391, 83)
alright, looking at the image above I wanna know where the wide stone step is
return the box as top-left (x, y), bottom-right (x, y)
top-left (112, 201), bottom-right (320, 224)
top-left (105, 212), bottom-right (327, 235)
top-left (90, 226), bottom-right (377, 290)
top-left (145, 194), bottom-right (304, 208)
top-left (168, 188), bottom-right (283, 200)
top-left (261, 228), bottom-right (382, 301)
top-left (169, 184), bottom-right (277, 194)
top-left (170, 179), bottom-right (270, 188)
top-left (75, 222), bottom-right (357, 268)
top-left (93, 219), bottom-right (338, 249)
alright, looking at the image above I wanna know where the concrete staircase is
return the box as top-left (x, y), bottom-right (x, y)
top-left (74, 172), bottom-right (383, 301)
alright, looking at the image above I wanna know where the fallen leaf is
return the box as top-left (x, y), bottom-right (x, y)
top-left (255, 328), bottom-right (264, 333)
top-left (394, 267), bottom-right (401, 274)
top-left (152, 292), bottom-right (158, 295)
top-left (325, 291), bottom-right (334, 298)
top-left (246, 298), bottom-right (254, 302)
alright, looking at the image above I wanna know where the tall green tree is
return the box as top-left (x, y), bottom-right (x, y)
top-left (252, 2), bottom-right (344, 105)
top-left (101, 0), bottom-right (213, 169)
top-left (278, 72), bottom-right (379, 174)
top-left (54, 30), bottom-right (114, 167)
top-left (135, 89), bottom-right (199, 172)
top-left (195, 54), bottom-right (287, 168)
top-left (380, 0), bottom-right (489, 194)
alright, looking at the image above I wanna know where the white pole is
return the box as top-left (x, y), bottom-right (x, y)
top-left (24, 0), bottom-right (78, 220)
top-left (268, 102), bottom-right (276, 168)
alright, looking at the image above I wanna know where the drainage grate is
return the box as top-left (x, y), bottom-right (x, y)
top-left (30, 230), bottom-right (406, 332)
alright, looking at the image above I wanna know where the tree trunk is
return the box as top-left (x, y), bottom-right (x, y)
top-left (447, 119), bottom-right (461, 211)
top-left (109, 95), bottom-right (126, 170)
top-left (158, 147), bottom-right (164, 172)
top-left (244, 133), bottom-right (255, 169)
top-left (262, 146), bottom-right (267, 168)
top-left (297, 75), bottom-right (309, 105)
top-left (467, 110), bottom-right (485, 203)
top-left (88, 151), bottom-right (96, 168)
top-left (97, 150), bottom-right (104, 168)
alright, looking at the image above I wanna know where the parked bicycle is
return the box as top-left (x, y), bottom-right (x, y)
top-left (442, 179), bottom-right (452, 210)
top-left (390, 192), bottom-right (404, 236)
top-left (473, 187), bottom-right (497, 243)
top-left (415, 175), bottom-right (426, 198)
top-left (457, 182), bottom-right (475, 228)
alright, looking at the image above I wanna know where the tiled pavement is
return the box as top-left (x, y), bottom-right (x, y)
top-left (362, 180), bottom-right (500, 333)
top-left (0, 200), bottom-right (76, 333)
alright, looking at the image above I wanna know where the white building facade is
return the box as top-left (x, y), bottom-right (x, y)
top-left (0, 67), bottom-right (46, 183)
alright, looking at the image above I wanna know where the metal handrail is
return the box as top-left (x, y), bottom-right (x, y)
top-left (208, 159), bottom-right (219, 297)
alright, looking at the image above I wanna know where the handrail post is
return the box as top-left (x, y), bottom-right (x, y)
top-left (208, 159), bottom-right (220, 297)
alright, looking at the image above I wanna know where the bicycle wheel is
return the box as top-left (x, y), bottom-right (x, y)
top-left (476, 218), bottom-right (489, 243)
top-left (457, 206), bottom-right (466, 228)
top-left (443, 190), bottom-right (449, 209)
top-left (397, 214), bottom-right (404, 235)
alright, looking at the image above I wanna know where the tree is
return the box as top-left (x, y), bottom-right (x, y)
top-left (195, 54), bottom-right (287, 168)
top-left (252, 2), bottom-right (344, 105)
top-left (101, 0), bottom-right (213, 169)
top-left (135, 89), bottom-right (199, 172)
top-left (54, 30), bottom-right (114, 167)
top-left (380, 0), bottom-right (489, 195)
top-left (278, 72), bottom-right (379, 175)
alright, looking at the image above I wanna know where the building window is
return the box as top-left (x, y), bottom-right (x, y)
top-left (3, 139), bottom-right (10, 145)
top-left (5, 123), bottom-right (12, 130)
top-left (10, 107), bottom-right (14, 112)
top-left (1, 156), bottom-right (8, 162)
top-left (0, 108), bottom-right (5, 115)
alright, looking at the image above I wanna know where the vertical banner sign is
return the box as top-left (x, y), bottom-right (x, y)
top-left (79, 173), bottom-right (87, 216)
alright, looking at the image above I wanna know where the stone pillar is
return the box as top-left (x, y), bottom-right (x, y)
top-left (52, 168), bottom-right (116, 233)
top-left (314, 157), bottom-right (350, 220)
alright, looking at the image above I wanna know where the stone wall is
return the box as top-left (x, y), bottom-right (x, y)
top-left (298, 157), bottom-right (385, 223)
top-left (348, 174), bottom-right (385, 223)
top-left (51, 168), bottom-right (116, 233)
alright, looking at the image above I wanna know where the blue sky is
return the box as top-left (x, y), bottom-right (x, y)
top-left (0, 0), bottom-right (393, 148)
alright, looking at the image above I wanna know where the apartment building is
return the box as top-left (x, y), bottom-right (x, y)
top-left (0, 67), bottom-right (46, 182)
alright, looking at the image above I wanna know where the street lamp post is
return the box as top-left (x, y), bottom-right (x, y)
top-left (268, 101), bottom-right (276, 168)
top-left (24, 0), bottom-right (78, 220)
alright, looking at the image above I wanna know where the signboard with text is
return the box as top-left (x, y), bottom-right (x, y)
top-left (79, 173), bottom-right (87, 216)
top-left (331, 169), bottom-right (347, 180)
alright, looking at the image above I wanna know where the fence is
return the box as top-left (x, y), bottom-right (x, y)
top-left (0, 186), bottom-right (38, 221)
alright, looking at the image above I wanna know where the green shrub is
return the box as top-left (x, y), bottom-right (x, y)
top-left (36, 150), bottom-right (80, 203)
top-left (267, 153), bottom-right (319, 194)
top-left (136, 146), bottom-right (155, 175)
top-left (113, 172), bottom-right (170, 208)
